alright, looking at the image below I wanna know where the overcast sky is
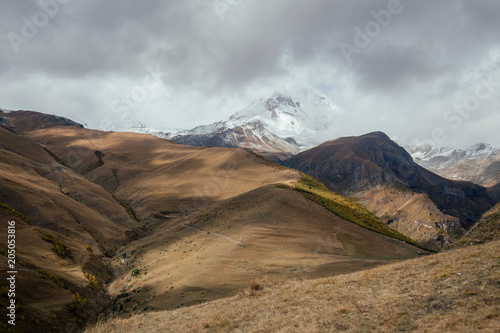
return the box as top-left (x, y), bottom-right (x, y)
top-left (1, 0), bottom-right (499, 148)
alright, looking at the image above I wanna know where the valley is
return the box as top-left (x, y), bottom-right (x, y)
top-left (0, 109), bottom-right (498, 332)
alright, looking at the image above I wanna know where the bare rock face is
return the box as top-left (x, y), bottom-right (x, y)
top-left (171, 121), bottom-right (301, 154)
top-left (284, 132), bottom-right (495, 249)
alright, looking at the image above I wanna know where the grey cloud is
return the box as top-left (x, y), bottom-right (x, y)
top-left (0, 0), bottom-right (499, 147)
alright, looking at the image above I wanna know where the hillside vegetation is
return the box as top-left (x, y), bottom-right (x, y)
top-left (449, 203), bottom-right (500, 249)
top-left (3, 110), bottom-right (492, 332)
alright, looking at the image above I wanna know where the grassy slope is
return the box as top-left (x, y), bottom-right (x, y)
top-left (246, 150), bottom-right (431, 252)
top-left (85, 239), bottom-right (500, 333)
top-left (290, 175), bottom-right (434, 252)
top-left (449, 203), bottom-right (500, 249)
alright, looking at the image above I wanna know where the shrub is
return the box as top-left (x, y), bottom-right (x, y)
top-left (84, 273), bottom-right (101, 289)
top-left (37, 269), bottom-right (65, 288)
top-left (68, 292), bottom-right (87, 312)
top-left (42, 233), bottom-right (71, 258)
top-left (112, 194), bottom-right (139, 221)
top-left (84, 244), bottom-right (98, 259)
top-left (42, 147), bottom-right (70, 168)
top-left (94, 150), bottom-right (105, 166)
top-left (1, 286), bottom-right (9, 298)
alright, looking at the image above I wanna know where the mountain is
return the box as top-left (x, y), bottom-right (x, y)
top-left (0, 111), bottom-right (141, 332)
top-left (0, 108), bottom-right (83, 133)
top-left (1, 110), bottom-right (427, 332)
top-left (133, 87), bottom-right (343, 158)
top-left (489, 182), bottom-right (500, 202)
top-left (284, 132), bottom-right (495, 249)
top-left (170, 120), bottom-right (302, 155)
top-left (405, 143), bottom-right (500, 187)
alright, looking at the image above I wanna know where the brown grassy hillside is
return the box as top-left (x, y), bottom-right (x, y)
top-left (449, 203), bottom-right (500, 249)
top-left (26, 127), bottom-right (299, 228)
top-left (358, 185), bottom-right (463, 250)
top-left (104, 184), bottom-right (426, 314)
top-left (1, 111), bottom-right (471, 332)
top-left (0, 126), bottom-right (142, 332)
top-left (85, 239), bottom-right (500, 333)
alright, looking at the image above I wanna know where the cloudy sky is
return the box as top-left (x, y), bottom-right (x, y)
top-left (1, 0), bottom-right (499, 148)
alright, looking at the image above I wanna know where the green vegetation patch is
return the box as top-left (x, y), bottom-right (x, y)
top-left (293, 174), bottom-right (435, 252)
top-left (244, 148), bottom-right (288, 170)
top-left (68, 292), bottom-right (87, 312)
top-left (82, 226), bottom-right (98, 242)
top-left (37, 269), bottom-right (65, 288)
top-left (0, 202), bottom-right (31, 224)
top-left (84, 273), bottom-right (101, 289)
top-left (42, 233), bottom-right (71, 258)
top-left (84, 244), bottom-right (98, 259)
top-left (94, 150), bottom-right (104, 167)
top-left (112, 194), bottom-right (139, 221)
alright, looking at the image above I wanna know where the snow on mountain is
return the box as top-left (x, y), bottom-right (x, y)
top-left (405, 143), bottom-right (500, 186)
top-left (123, 87), bottom-right (342, 156)
top-left (224, 88), bottom-right (343, 145)
top-left (151, 87), bottom-right (344, 154)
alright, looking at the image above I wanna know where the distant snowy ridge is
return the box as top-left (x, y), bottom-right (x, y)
top-left (404, 143), bottom-right (500, 186)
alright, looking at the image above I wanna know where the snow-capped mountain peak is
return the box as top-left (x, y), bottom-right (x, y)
top-left (225, 88), bottom-right (343, 145)
top-left (121, 86), bottom-right (343, 156)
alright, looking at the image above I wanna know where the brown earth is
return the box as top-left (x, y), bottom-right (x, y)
top-left (1, 110), bottom-right (428, 332)
top-left (107, 185), bottom-right (425, 313)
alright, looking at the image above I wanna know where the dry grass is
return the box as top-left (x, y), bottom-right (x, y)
top-left (450, 203), bottom-right (500, 249)
top-left (85, 240), bottom-right (500, 333)
top-left (293, 175), bottom-right (432, 251)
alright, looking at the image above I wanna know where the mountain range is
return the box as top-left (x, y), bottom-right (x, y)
top-left (129, 87), bottom-right (343, 159)
top-left (132, 90), bottom-right (500, 180)
top-left (124, 90), bottom-right (499, 249)
top-left (284, 132), bottom-right (495, 249)
top-left (1, 106), bottom-right (499, 332)
top-left (0, 109), bottom-right (430, 332)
